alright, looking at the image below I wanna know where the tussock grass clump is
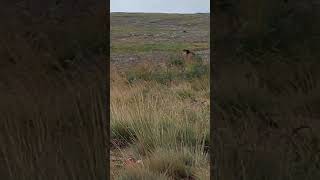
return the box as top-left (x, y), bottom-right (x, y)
top-left (117, 168), bottom-right (168, 180)
top-left (116, 148), bottom-right (209, 180)
top-left (147, 148), bottom-right (197, 179)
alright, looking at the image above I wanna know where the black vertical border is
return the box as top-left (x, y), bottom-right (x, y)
top-left (209, 1), bottom-right (320, 179)
top-left (210, 1), bottom-right (215, 179)
top-left (0, 0), bottom-right (110, 179)
top-left (209, 1), bottom-right (216, 179)
top-left (106, 0), bottom-right (111, 179)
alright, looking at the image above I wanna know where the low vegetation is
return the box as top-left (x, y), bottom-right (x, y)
top-left (111, 42), bottom-right (208, 54)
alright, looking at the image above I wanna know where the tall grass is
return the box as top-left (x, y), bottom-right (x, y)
top-left (111, 58), bottom-right (210, 179)
top-left (212, 53), bottom-right (320, 180)
top-left (0, 2), bottom-right (108, 179)
top-left (0, 46), bottom-right (107, 180)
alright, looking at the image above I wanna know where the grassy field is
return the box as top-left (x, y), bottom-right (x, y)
top-left (111, 13), bottom-right (209, 68)
top-left (111, 13), bottom-right (210, 179)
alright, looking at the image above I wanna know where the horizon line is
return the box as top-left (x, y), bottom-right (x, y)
top-left (110, 11), bottom-right (210, 14)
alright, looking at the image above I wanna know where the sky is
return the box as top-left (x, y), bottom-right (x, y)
top-left (110, 0), bottom-right (210, 14)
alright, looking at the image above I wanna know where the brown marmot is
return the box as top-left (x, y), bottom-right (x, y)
top-left (182, 49), bottom-right (196, 63)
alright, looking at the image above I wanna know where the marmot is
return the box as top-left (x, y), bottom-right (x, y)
top-left (182, 49), bottom-right (196, 63)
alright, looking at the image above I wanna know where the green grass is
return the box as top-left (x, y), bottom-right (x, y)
top-left (111, 42), bottom-right (209, 54)
top-left (111, 25), bottom-right (166, 34)
top-left (123, 57), bottom-right (208, 85)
